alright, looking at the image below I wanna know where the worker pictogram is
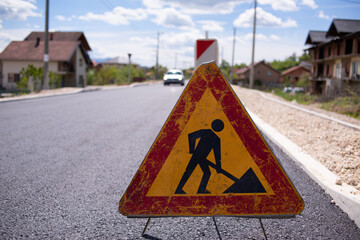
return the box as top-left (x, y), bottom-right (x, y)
top-left (175, 119), bottom-right (224, 195)
top-left (119, 62), bottom-right (304, 217)
top-left (173, 118), bottom-right (266, 195)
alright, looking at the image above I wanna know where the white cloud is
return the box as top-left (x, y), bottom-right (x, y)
top-left (151, 8), bottom-right (194, 29)
top-left (0, 32), bottom-right (12, 49)
top-left (244, 33), bottom-right (268, 41)
top-left (318, 10), bottom-right (330, 20)
top-left (258, 0), bottom-right (298, 11)
top-left (56, 15), bottom-right (73, 21)
top-left (130, 36), bottom-right (157, 47)
top-left (234, 7), bottom-right (297, 28)
top-left (243, 33), bottom-right (280, 41)
top-left (79, 6), bottom-right (147, 25)
top-left (198, 20), bottom-right (224, 32)
top-left (0, 28), bottom-right (35, 51)
top-left (270, 34), bottom-right (281, 41)
top-left (161, 29), bottom-right (202, 48)
top-left (301, 0), bottom-right (318, 9)
top-left (0, 0), bottom-right (41, 27)
top-left (143, 0), bottom-right (243, 15)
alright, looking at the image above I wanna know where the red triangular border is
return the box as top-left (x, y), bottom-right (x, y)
top-left (119, 63), bottom-right (304, 217)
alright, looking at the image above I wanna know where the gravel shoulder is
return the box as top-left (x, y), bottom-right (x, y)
top-left (232, 86), bottom-right (360, 191)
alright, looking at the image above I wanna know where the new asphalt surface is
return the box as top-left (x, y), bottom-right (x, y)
top-left (1, 84), bottom-right (359, 239)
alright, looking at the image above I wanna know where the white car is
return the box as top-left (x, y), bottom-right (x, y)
top-left (163, 69), bottom-right (185, 86)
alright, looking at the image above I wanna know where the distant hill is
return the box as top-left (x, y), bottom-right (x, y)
top-left (91, 58), bottom-right (109, 63)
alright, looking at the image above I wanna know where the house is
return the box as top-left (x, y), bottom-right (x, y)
top-left (235, 60), bottom-right (281, 87)
top-left (0, 31), bottom-right (92, 90)
top-left (100, 56), bottom-right (139, 69)
top-left (280, 65), bottom-right (311, 86)
top-left (304, 19), bottom-right (360, 95)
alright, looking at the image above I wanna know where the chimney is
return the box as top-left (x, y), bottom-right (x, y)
top-left (35, 37), bottom-right (40, 47)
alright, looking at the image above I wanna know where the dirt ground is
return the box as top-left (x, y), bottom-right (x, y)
top-left (232, 86), bottom-right (360, 191)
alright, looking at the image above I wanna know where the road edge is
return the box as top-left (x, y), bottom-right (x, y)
top-left (248, 110), bottom-right (360, 228)
top-left (0, 82), bottom-right (152, 103)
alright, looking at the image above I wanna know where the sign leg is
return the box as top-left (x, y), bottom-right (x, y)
top-left (141, 218), bottom-right (151, 237)
top-left (258, 218), bottom-right (268, 240)
top-left (212, 217), bottom-right (222, 240)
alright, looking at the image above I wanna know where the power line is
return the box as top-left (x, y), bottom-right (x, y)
top-left (100, 0), bottom-right (114, 11)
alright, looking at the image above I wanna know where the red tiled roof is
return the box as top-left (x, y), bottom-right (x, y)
top-left (25, 31), bottom-right (91, 51)
top-left (281, 65), bottom-right (310, 76)
top-left (0, 41), bottom-right (80, 62)
top-left (236, 66), bottom-right (250, 74)
top-left (235, 60), bottom-right (265, 74)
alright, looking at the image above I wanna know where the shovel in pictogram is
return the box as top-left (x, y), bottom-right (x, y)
top-left (206, 159), bottom-right (266, 194)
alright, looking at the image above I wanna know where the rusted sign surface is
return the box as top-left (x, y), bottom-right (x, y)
top-left (119, 62), bottom-right (304, 217)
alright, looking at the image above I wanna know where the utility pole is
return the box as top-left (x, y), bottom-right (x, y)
top-left (155, 32), bottom-right (160, 80)
top-left (128, 53), bottom-right (132, 84)
top-left (43, 0), bottom-right (49, 89)
top-left (249, 0), bottom-right (257, 89)
top-left (230, 28), bottom-right (236, 84)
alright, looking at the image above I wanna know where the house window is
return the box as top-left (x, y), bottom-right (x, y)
top-left (352, 61), bottom-right (359, 79)
top-left (328, 47), bottom-right (331, 57)
top-left (358, 39), bottom-right (360, 54)
top-left (8, 73), bottom-right (20, 83)
top-left (326, 64), bottom-right (329, 76)
top-left (267, 71), bottom-right (272, 76)
top-left (345, 39), bottom-right (353, 55)
top-left (79, 58), bottom-right (83, 67)
top-left (337, 44), bottom-right (340, 55)
top-left (58, 62), bottom-right (74, 72)
top-left (319, 47), bottom-right (324, 59)
top-left (335, 63), bottom-right (341, 79)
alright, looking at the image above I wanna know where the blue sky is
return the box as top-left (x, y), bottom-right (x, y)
top-left (1, 0), bottom-right (359, 69)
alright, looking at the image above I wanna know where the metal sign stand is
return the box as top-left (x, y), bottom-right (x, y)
top-left (212, 217), bottom-right (222, 240)
top-left (140, 217), bottom-right (268, 239)
top-left (259, 218), bottom-right (268, 240)
top-left (141, 218), bottom-right (151, 237)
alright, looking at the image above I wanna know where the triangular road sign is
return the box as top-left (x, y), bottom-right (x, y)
top-left (119, 62), bottom-right (304, 217)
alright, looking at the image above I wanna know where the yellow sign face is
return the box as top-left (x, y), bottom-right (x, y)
top-left (147, 89), bottom-right (273, 196)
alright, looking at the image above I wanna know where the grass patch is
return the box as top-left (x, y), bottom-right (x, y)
top-left (321, 96), bottom-right (360, 119)
top-left (272, 89), bottom-right (317, 105)
top-left (272, 88), bottom-right (360, 120)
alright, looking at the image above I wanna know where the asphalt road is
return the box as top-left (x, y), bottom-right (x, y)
top-left (1, 83), bottom-right (359, 239)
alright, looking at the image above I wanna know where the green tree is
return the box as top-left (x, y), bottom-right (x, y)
top-left (49, 71), bottom-right (61, 88)
top-left (86, 69), bottom-right (96, 85)
top-left (19, 64), bottom-right (43, 92)
top-left (234, 63), bottom-right (247, 69)
top-left (87, 65), bottom-right (146, 85)
top-left (95, 66), bottom-right (118, 85)
top-left (296, 73), bottom-right (310, 88)
top-left (115, 65), bottom-right (145, 84)
top-left (17, 71), bottom-right (29, 93)
top-left (149, 65), bottom-right (167, 80)
top-left (271, 53), bottom-right (311, 73)
top-left (271, 57), bottom-right (298, 72)
top-left (298, 53), bottom-right (310, 62)
top-left (219, 59), bottom-right (231, 79)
